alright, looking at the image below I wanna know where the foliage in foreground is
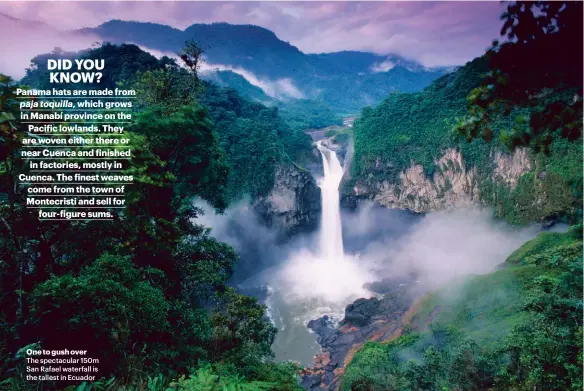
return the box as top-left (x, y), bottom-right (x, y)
top-left (340, 228), bottom-right (583, 391)
top-left (0, 42), bottom-right (301, 390)
top-left (350, 1), bottom-right (582, 226)
top-left (455, 1), bottom-right (582, 154)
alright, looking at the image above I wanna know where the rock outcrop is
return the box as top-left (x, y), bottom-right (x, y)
top-left (253, 163), bottom-right (321, 236)
top-left (320, 136), bottom-right (350, 167)
top-left (351, 147), bottom-right (531, 213)
top-left (492, 148), bottom-right (532, 189)
top-left (301, 281), bottom-right (419, 390)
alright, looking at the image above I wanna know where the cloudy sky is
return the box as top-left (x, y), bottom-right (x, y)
top-left (0, 1), bottom-right (505, 68)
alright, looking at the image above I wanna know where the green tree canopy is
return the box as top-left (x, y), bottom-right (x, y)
top-left (456, 1), bottom-right (583, 153)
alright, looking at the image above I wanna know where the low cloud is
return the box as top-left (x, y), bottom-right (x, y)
top-left (370, 59), bottom-right (395, 73)
top-left (0, 14), bottom-right (99, 80)
top-left (353, 207), bottom-right (545, 291)
top-left (132, 45), bottom-right (305, 100)
top-left (200, 62), bottom-right (304, 99)
top-left (193, 198), bottom-right (550, 323)
top-left (192, 199), bottom-right (315, 284)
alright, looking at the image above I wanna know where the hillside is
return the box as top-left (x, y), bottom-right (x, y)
top-left (330, 4), bottom-right (584, 390)
top-left (340, 227), bottom-right (583, 390)
top-left (200, 71), bottom-right (343, 131)
top-left (20, 44), bottom-right (321, 234)
top-left (348, 57), bottom-right (582, 225)
top-left (1, 37), bottom-right (314, 389)
top-left (2, 13), bottom-right (449, 118)
top-left (203, 70), bottom-right (276, 105)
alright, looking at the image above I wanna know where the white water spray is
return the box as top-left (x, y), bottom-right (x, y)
top-left (263, 140), bottom-right (375, 362)
top-left (274, 141), bottom-right (372, 309)
top-left (317, 141), bottom-right (345, 260)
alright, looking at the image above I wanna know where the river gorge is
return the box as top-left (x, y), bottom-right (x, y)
top-left (195, 131), bottom-right (557, 390)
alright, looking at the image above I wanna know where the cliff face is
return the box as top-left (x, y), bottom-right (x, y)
top-left (491, 148), bottom-right (532, 188)
top-left (351, 147), bottom-right (532, 213)
top-left (253, 162), bottom-right (321, 236)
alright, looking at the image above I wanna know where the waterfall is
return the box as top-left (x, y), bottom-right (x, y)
top-left (272, 139), bottom-right (372, 323)
top-left (316, 141), bottom-right (345, 261)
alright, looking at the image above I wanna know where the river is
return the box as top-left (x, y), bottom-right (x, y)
top-left (264, 142), bottom-right (418, 365)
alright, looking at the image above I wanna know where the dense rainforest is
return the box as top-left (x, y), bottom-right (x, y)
top-left (350, 56), bottom-right (582, 224)
top-left (202, 70), bottom-right (343, 132)
top-left (350, 3), bottom-right (582, 225)
top-left (341, 227), bottom-right (583, 391)
top-left (0, 1), bottom-right (582, 391)
top-left (73, 20), bottom-right (447, 114)
top-left (0, 42), bottom-right (309, 390)
top-left (19, 43), bottom-right (315, 203)
top-left (341, 2), bottom-right (583, 390)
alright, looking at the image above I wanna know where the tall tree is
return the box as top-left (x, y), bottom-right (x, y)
top-left (456, 1), bottom-right (583, 153)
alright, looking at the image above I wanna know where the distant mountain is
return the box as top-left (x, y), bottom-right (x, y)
top-left (0, 13), bottom-right (101, 79)
top-left (76, 20), bottom-right (450, 113)
top-left (1, 14), bottom-right (450, 113)
top-left (78, 20), bottom-right (184, 54)
top-left (78, 21), bottom-right (310, 79)
top-left (0, 14), bottom-right (452, 114)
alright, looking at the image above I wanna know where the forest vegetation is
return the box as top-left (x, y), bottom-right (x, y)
top-left (351, 2), bottom-right (582, 225)
top-left (0, 2), bottom-right (582, 390)
top-left (342, 2), bottom-right (583, 390)
top-left (1, 41), bottom-right (307, 390)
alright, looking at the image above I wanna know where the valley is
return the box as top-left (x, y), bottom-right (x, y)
top-left (0, 2), bottom-right (582, 391)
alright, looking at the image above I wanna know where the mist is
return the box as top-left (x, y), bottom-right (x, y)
top-left (0, 14), bottom-right (99, 80)
top-left (199, 62), bottom-right (304, 99)
top-left (354, 208), bottom-right (543, 290)
top-left (370, 59), bottom-right (395, 73)
top-left (192, 187), bottom-right (560, 366)
top-left (136, 45), bottom-right (305, 100)
top-left (194, 198), bottom-right (548, 315)
top-left (193, 199), bottom-right (317, 284)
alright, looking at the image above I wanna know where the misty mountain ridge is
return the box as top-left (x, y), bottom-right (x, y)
top-left (78, 19), bottom-right (443, 76)
top-left (75, 19), bottom-right (450, 113)
top-left (1, 13), bottom-right (450, 114)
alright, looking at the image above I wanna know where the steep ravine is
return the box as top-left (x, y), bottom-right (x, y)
top-left (301, 282), bottom-right (420, 391)
top-left (299, 138), bottom-right (536, 390)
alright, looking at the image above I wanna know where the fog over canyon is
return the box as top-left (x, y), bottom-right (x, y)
top-left (195, 138), bottom-right (552, 367)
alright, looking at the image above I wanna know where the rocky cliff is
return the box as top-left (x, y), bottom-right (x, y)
top-left (251, 128), bottom-right (353, 237)
top-left (491, 148), bottom-right (532, 188)
top-left (301, 279), bottom-right (420, 390)
top-left (253, 162), bottom-right (321, 236)
top-left (350, 147), bottom-right (532, 213)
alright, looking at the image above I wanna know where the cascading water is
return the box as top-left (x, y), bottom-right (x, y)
top-left (274, 140), bottom-right (371, 305)
top-left (316, 141), bottom-right (345, 261)
top-left (268, 139), bottom-right (373, 364)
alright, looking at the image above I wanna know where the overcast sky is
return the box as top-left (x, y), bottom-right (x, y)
top-left (0, 1), bottom-right (505, 67)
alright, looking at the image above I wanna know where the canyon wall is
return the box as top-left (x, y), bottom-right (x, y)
top-left (349, 147), bottom-right (532, 214)
top-left (253, 162), bottom-right (321, 236)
